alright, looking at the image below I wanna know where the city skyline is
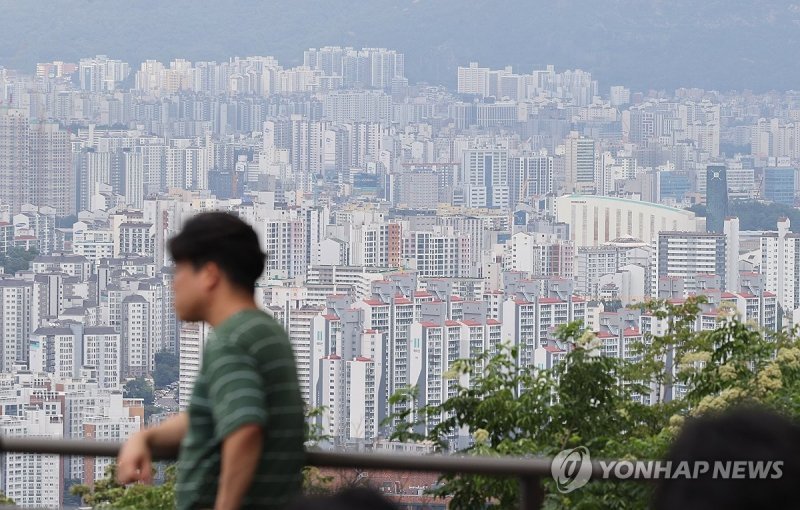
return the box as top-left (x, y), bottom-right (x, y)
top-left (4, 1), bottom-right (800, 92)
top-left (1, 29), bottom-right (800, 509)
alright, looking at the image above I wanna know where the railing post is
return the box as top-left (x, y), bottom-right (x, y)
top-left (519, 476), bottom-right (543, 510)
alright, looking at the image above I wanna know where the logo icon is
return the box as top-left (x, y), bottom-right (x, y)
top-left (551, 446), bottom-right (592, 493)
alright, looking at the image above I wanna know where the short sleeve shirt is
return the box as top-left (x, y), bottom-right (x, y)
top-left (175, 309), bottom-right (305, 510)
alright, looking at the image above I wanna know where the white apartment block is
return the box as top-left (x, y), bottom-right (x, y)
top-left (564, 132), bottom-right (597, 194)
top-left (83, 327), bottom-right (122, 389)
top-left (100, 276), bottom-right (169, 376)
top-left (457, 62), bottom-right (489, 97)
top-left (287, 306), bottom-right (324, 405)
top-left (462, 148), bottom-right (509, 209)
top-left (31, 255), bottom-right (93, 280)
top-left (178, 321), bottom-right (210, 410)
top-left (505, 232), bottom-right (574, 279)
top-left (653, 232), bottom-right (727, 298)
top-left (317, 354), bottom-right (379, 445)
top-left (409, 318), bottom-right (501, 437)
top-left (262, 218), bottom-right (307, 278)
top-left (318, 354), bottom-right (346, 442)
top-left (117, 222), bottom-right (156, 258)
top-left (82, 397), bottom-right (143, 485)
top-left (403, 229), bottom-right (471, 278)
top-left (120, 294), bottom-right (150, 377)
top-left (306, 265), bottom-right (396, 301)
top-left (72, 226), bottom-right (115, 263)
top-left (575, 246), bottom-right (623, 297)
top-left (29, 327), bottom-right (81, 380)
top-left (346, 357), bottom-right (378, 441)
top-left (760, 218), bottom-right (800, 314)
top-left (0, 409), bottom-right (63, 508)
top-left (0, 279), bottom-right (34, 372)
top-left (501, 280), bottom-right (587, 369)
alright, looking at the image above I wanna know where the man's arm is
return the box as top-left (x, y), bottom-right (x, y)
top-left (142, 412), bottom-right (189, 456)
top-left (117, 412), bottom-right (189, 484)
top-left (207, 342), bottom-right (269, 507)
top-left (213, 424), bottom-right (264, 510)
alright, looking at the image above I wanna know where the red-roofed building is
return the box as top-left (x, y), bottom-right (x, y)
top-left (710, 291), bottom-right (778, 331)
top-left (13, 235), bottom-right (38, 251)
top-left (502, 293), bottom-right (586, 368)
top-left (533, 341), bottom-right (569, 370)
top-left (409, 316), bottom-right (502, 434)
top-left (538, 297), bottom-right (562, 304)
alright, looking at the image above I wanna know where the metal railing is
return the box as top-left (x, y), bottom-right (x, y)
top-left (0, 437), bottom-right (649, 509)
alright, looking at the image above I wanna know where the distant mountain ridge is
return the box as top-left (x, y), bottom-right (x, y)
top-left (2, 0), bottom-right (799, 92)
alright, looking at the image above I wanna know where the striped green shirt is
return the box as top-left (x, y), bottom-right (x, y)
top-left (175, 309), bottom-right (305, 510)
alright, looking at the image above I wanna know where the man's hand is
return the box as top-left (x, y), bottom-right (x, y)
top-left (116, 432), bottom-right (153, 484)
top-left (116, 412), bottom-right (189, 485)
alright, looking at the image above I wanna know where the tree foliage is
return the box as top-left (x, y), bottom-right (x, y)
top-left (387, 298), bottom-right (800, 509)
top-left (71, 464), bottom-right (175, 510)
top-left (56, 215), bottom-right (79, 228)
top-left (71, 301), bottom-right (800, 509)
top-left (123, 376), bottom-right (160, 421)
top-left (123, 377), bottom-right (154, 406)
top-left (0, 247), bottom-right (38, 274)
top-left (688, 200), bottom-right (800, 230)
top-left (729, 201), bottom-right (800, 230)
top-left (153, 351), bottom-right (179, 390)
top-left (0, 491), bottom-right (15, 505)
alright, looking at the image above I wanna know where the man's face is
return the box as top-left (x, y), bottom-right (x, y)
top-left (173, 261), bottom-right (211, 322)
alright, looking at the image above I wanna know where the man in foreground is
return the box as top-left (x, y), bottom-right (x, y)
top-left (116, 211), bottom-right (305, 510)
top-left (653, 405), bottom-right (800, 510)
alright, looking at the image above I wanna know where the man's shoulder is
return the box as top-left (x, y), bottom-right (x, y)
top-left (215, 310), bottom-right (288, 350)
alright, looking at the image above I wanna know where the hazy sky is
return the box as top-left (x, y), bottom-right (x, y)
top-left (2, 0), bottom-right (800, 92)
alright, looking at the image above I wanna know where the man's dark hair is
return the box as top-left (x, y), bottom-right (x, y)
top-left (168, 212), bottom-right (265, 292)
top-left (653, 405), bottom-right (800, 510)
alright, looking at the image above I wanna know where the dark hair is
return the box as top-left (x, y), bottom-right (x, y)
top-left (285, 488), bottom-right (398, 510)
top-left (653, 405), bottom-right (800, 510)
top-left (168, 212), bottom-right (265, 292)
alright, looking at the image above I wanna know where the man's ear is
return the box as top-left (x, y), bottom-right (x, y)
top-left (200, 261), bottom-right (223, 290)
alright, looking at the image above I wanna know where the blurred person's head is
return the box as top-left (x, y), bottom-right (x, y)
top-left (285, 487), bottom-right (398, 510)
top-left (168, 212), bottom-right (265, 322)
top-left (653, 405), bottom-right (800, 510)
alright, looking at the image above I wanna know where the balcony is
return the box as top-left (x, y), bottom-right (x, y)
top-left (0, 436), bottom-right (651, 509)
